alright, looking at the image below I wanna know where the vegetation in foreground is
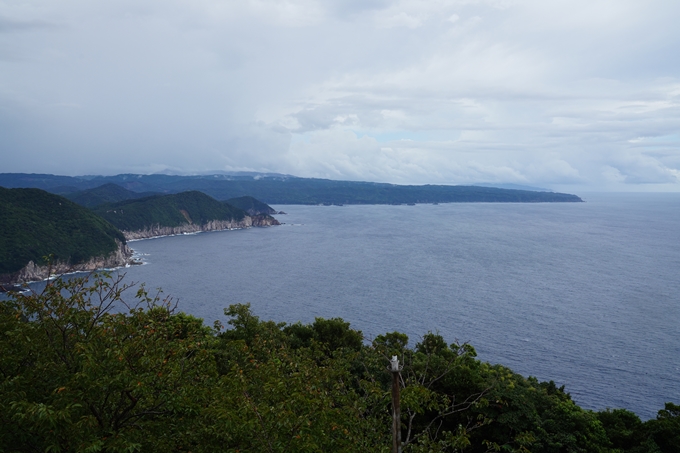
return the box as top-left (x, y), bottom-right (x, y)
top-left (1, 274), bottom-right (677, 453)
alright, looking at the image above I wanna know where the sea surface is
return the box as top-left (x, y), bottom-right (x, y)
top-left (50, 193), bottom-right (680, 418)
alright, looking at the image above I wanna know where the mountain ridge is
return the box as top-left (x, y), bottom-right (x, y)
top-left (0, 173), bottom-right (584, 204)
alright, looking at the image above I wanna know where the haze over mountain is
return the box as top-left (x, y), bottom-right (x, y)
top-left (63, 183), bottom-right (160, 208)
top-left (1, 1), bottom-right (679, 192)
top-left (0, 173), bottom-right (583, 204)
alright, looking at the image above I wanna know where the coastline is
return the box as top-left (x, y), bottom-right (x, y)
top-left (0, 240), bottom-right (134, 286)
top-left (121, 215), bottom-right (279, 241)
top-left (1, 215), bottom-right (280, 287)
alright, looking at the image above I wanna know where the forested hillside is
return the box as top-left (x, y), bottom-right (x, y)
top-left (0, 188), bottom-right (126, 275)
top-left (91, 191), bottom-right (249, 232)
top-left (224, 195), bottom-right (277, 215)
top-left (1, 274), bottom-right (677, 453)
top-left (64, 183), bottom-right (159, 208)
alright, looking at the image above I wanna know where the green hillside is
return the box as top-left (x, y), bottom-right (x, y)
top-left (64, 183), bottom-right (160, 208)
top-left (224, 195), bottom-right (277, 215)
top-left (0, 188), bottom-right (126, 275)
top-left (92, 191), bottom-right (248, 231)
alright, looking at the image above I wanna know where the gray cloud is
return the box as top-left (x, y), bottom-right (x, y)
top-left (1, 0), bottom-right (679, 190)
top-left (0, 16), bottom-right (56, 33)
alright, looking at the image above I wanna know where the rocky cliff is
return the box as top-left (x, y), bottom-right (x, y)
top-left (1, 215), bottom-right (280, 285)
top-left (1, 240), bottom-right (133, 285)
top-left (122, 215), bottom-right (280, 240)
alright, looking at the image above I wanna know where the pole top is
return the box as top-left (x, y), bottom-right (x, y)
top-left (390, 355), bottom-right (399, 372)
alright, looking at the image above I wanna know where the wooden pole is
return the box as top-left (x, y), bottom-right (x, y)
top-left (391, 356), bottom-right (402, 453)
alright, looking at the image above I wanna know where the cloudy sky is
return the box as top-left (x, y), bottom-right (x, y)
top-left (1, 0), bottom-right (679, 191)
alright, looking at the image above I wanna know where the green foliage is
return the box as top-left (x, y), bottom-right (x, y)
top-left (1, 275), bottom-right (674, 452)
top-left (205, 306), bottom-right (383, 452)
top-left (0, 188), bottom-right (125, 274)
top-left (641, 403), bottom-right (680, 453)
top-left (0, 273), bottom-right (216, 452)
top-left (285, 317), bottom-right (363, 352)
top-left (598, 408), bottom-right (645, 451)
top-left (91, 191), bottom-right (247, 231)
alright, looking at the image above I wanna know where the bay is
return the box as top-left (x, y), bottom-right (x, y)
top-left (115, 193), bottom-right (680, 419)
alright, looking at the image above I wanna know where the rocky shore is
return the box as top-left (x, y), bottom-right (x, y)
top-left (0, 240), bottom-right (134, 285)
top-left (122, 215), bottom-right (280, 240)
top-left (1, 215), bottom-right (280, 285)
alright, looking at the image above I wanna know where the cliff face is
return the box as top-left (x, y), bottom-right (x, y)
top-left (123, 215), bottom-right (280, 240)
top-left (1, 215), bottom-right (280, 285)
top-left (1, 240), bottom-right (133, 285)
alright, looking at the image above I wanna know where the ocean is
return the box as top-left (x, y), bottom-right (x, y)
top-left (59, 193), bottom-right (680, 418)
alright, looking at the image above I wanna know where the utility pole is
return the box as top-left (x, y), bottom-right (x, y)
top-left (391, 355), bottom-right (402, 453)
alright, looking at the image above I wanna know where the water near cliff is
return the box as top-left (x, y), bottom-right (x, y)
top-left (108, 193), bottom-right (676, 418)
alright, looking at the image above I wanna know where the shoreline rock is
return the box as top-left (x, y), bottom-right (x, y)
top-left (0, 240), bottom-right (133, 285)
top-left (1, 215), bottom-right (280, 285)
top-left (121, 215), bottom-right (280, 241)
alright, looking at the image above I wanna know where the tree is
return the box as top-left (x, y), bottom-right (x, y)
top-left (202, 303), bottom-right (386, 452)
top-left (0, 273), bottom-right (216, 452)
top-left (640, 403), bottom-right (680, 453)
top-left (597, 408), bottom-right (644, 452)
top-left (367, 332), bottom-right (492, 452)
top-left (2, 275), bottom-right (676, 453)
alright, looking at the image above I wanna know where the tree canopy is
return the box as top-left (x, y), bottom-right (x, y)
top-left (1, 274), bottom-right (676, 452)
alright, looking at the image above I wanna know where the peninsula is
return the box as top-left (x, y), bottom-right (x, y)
top-left (91, 191), bottom-right (279, 240)
top-left (0, 187), bottom-right (280, 284)
top-left (0, 173), bottom-right (584, 205)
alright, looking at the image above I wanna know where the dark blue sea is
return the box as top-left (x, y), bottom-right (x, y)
top-left (75, 193), bottom-right (680, 418)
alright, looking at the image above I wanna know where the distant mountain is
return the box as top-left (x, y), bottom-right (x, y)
top-left (0, 188), bottom-right (128, 279)
top-left (473, 183), bottom-right (553, 192)
top-left (225, 196), bottom-right (277, 215)
top-left (91, 191), bottom-right (279, 237)
top-left (0, 173), bottom-right (584, 204)
top-left (64, 183), bottom-right (160, 208)
top-left (176, 170), bottom-right (293, 178)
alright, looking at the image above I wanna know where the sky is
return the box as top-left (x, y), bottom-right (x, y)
top-left (1, 0), bottom-right (679, 191)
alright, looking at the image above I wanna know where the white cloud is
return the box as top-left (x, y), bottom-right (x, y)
top-left (0, 0), bottom-right (679, 190)
top-left (377, 11), bottom-right (423, 29)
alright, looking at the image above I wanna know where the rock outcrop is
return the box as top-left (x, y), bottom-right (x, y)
top-left (250, 215), bottom-right (281, 227)
top-left (0, 240), bottom-right (133, 285)
top-left (122, 215), bottom-right (280, 240)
